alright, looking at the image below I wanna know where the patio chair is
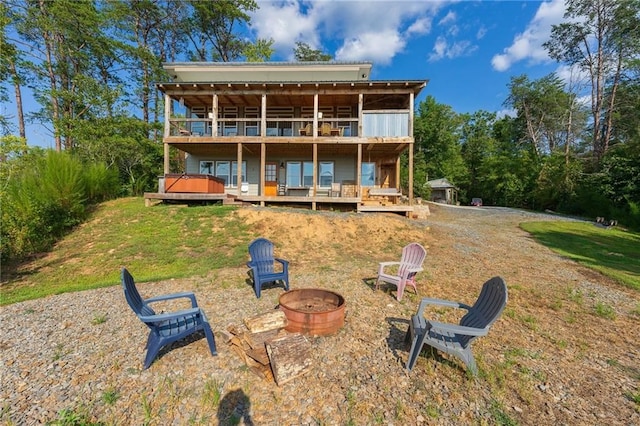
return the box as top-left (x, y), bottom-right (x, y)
top-left (121, 268), bottom-right (217, 369)
top-left (330, 182), bottom-right (341, 197)
top-left (247, 237), bottom-right (290, 298)
top-left (375, 243), bottom-right (427, 301)
top-left (299, 123), bottom-right (311, 136)
top-left (405, 276), bottom-right (508, 375)
top-left (320, 122), bottom-right (332, 136)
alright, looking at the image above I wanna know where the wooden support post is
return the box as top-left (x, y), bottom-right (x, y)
top-left (212, 94), bottom-right (218, 137)
top-left (260, 142), bottom-right (266, 206)
top-left (237, 143), bottom-right (243, 197)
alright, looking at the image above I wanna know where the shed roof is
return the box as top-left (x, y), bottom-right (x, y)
top-left (427, 178), bottom-right (458, 189)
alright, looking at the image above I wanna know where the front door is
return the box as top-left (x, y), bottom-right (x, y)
top-left (265, 162), bottom-right (278, 196)
top-left (380, 164), bottom-right (395, 188)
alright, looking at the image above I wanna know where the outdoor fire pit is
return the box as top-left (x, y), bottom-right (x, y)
top-left (278, 289), bottom-right (346, 336)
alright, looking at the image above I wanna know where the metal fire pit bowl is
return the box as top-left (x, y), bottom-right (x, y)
top-left (278, 289), bottom-right (346, 336)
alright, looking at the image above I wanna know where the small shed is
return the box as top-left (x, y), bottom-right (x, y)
top-left (427, 178), bottom-right (458, 205)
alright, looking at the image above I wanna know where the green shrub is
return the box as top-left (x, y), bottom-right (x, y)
top-left (83, 163), bottom-right (120, 203)
top-left (0, 150), bottom-right (118, 264)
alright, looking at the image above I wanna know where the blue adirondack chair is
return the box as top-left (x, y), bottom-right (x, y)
top-left (247, 237), bottom-right (290, 298)
top-left (405, 276), bottom-right (508, 375)
top-left (121, 268), bottom-right (217, 369)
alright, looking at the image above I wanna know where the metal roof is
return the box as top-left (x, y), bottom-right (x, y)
top-left (427, 178), bottom-right (458, 189)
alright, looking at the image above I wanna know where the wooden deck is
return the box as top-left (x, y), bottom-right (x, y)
top-left (143, 192), bottom-right (413, 215)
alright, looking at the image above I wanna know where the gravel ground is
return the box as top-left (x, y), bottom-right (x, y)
top-left (1, 203), bottom-right (639, 425)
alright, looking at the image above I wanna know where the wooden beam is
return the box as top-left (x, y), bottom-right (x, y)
top-left (358, 93), bottom-right (363, 137)
top-left (260, 142), bottom-right (265, 200)
top-left (312, 143), bottom-right (317, 198)
top-left (357, 144), bottom-right (362, 197)
top-left (212, 94), bottom-right (218, 137)
top-left (237, 142), bottom-right (243, 197)
top-left (409, 140), bottom-right (414, 205)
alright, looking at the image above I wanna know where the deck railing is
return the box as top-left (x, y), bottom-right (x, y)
top-left (166, 113), bottom-right (410, 138)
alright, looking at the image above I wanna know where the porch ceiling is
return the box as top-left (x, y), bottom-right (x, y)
top-left (157, 81), bottom-right (427, 110)
top-left (172, 142), bottom-right (408, 159)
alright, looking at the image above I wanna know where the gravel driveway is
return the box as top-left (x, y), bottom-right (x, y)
top-left (1, 203), bottom-right (639, 425)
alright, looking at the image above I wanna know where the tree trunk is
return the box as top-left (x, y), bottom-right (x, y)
top-left (602, 53), bottom-right (623, 158)
top-left (9, 60), bottom-right (26, 139)
top-left (39, 0), bottom-right (62, 152)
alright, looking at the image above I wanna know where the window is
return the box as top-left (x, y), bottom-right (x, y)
top-left (190, 107), bottom-right (206, 135)
top-left (245, 114), bottom-right (259, 136)
top-left (215, 161), bottom-right (230, 185)
top-left (286, 162), bottom-right (302, 187)
top-left (224, 113), bottom-right (237, 136)
top-left (231, 161), bottom-right (247, 187)
top-left (302, 162), bottom-right (314, 187)
top-left (265, 163), bottom-right (277, 181)
top-left (285, 161), bottom-right (334, 187)
top-left (318, 162), bottom-right (334, 187)
top-left (338, 112), bottom-right (352, 136)
top-left (361, 162), bottom-right (376, 186)
top-left (200, 160), bottom-right (245, 187)
top-left (200, 161), bottom-right (214, 175)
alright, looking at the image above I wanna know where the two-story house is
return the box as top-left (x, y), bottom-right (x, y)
top-left (146, 61), bottom-right (427, 215)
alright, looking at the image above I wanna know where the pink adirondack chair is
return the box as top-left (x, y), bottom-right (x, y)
top-left (375, 243), bottom-right (427, 301)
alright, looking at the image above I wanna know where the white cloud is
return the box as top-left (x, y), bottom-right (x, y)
top-left (491, 0), bottom-right (566, 71)
top-left (438, 10), bottom-right (456, 26)
top-left (406, 17), bottom-right (432, 37)
top-left (496, 108), bottom-right (517, 119)
top-left (335, 31), bottom-right (405, 64)
top-left (248, 1), bottom-right (319, 60)
top-left (476, 26), bottom-right (487, 40)
top-left (428, 36), bottom-right (477, 62)
top-left (555, 64), bottom-right (589, 87)
top-left (249, 1), bottom-right (443, 62)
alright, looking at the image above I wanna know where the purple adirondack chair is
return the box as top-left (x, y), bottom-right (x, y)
top-left (375, 243), bottom-right (427, 301)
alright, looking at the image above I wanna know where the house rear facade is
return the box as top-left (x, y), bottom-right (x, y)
top-left (148, 61), bottom-right (427, 214)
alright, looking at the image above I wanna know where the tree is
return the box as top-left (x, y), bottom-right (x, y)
top-left (109, 0), bottom-right (180, 126)
top-left (489, 115), bottom-right (541, 208)
top-left (413, 96), bottom-right (467, 196)
top-left (243, 37), bottom-right (274, 62)
top-left (505, 73), bottom-right (587, 157)
top-left (544, 0), bottom-right (640, 162)
top-left (184, 0), bottom-right (257, 62)
top-left (0, 3), bottom-right (25, 137)
top-left (459, 111), bottom-right (497, 202)
top-left (609, 71), bottom-right (640, 144)
top-left (13, 0), bottom-right (125, 151)
top-left (293, 42), bottom-right (332, 61)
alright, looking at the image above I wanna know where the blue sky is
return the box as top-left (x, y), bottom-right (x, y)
top-left (249, 0), bottom-right (569, 115)
top-left (11, 0), bottom-right (572, 148)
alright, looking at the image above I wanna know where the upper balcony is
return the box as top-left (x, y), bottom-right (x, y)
top-left (158, 79), bottom-right (426, 144)
top-left (166, 112), bottom-right (411, 141)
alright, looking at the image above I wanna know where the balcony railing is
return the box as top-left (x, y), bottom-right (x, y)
top-left (167, 112), bottom-right (410, 138)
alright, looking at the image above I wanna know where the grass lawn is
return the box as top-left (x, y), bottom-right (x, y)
top-left (1, 198), bottom-right (251, 305)
top-left (3, 199), bottom-right (639, 306)
top-left (520, 221), bottom-right (640, 291)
